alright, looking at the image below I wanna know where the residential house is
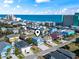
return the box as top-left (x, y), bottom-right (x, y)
top-left (19, 34), bottom-right (28, 40)
top-left (15, 40), bottom-right (31, 55)
top-left (0, 27), bottom-right (7, 32)
top-left (0, 42), bottom-right (12, 56)
top-left (49, 28), bottom-right (57, 34)
top-left (44, 48), bottom-right (76, 59)
top-left (32, 37), bottom-right (44, 45)
top-left (12, 28), bottom-right (19, 34)
top-left (50, 32), bottom-right (63, 40)
top-left (60, 29), bottom-right (75, 36)
top-left (57, 48), bottom-right (76, 59)
top-left (7, 28), bottom-right (19, 34)
top-left (6, 34), bottom-right (20, 42)
top-left (71, 26), bottom-right (79, 33)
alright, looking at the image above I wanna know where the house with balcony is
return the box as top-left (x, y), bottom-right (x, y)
top-left (32, 37), bottom-right (44, 46)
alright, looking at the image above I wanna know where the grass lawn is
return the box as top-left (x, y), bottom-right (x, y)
top-left (68, 43), bottom-right (79, 51)
top-left (15, 47), bottom-right (24, 59)
top-left (31, 45), bottom-right (41, 53)
top-left (62, 42), bottom-right (79, 57)
top-left (17, 54), bottom-right (24, 59)
top-left (37, 56), bottom-right (45, 59)
top-left (54, 39), bottom-right (61, 44)
top-left (0, 56), bottom-right (1, 59)
top-left (44, 43), bottom-right (52, 48)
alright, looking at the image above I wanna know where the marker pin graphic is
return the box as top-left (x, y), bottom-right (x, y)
top-left (35, 30), bottom-right (40, 36)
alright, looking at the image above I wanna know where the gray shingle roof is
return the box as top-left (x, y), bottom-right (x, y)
top-left (44, 48), bottom-right (75, 59)
top-left (57, 48), bottom-right (76, 59)
top-left (15, 40), bottom-right (29, 49)
top-left (7, 34), bottom-right (19, 38)
top-left (50, 51), bottom-right (71, 59)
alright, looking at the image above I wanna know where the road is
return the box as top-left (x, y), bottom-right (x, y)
top-left (37, 46), bottom-right (59, 56)
top-left (36, 38), bottom-right (76, 56)
top-left (24, 55), bottom-right (37, 59)
top-left (10, 54), bottom-right (18, 59)
top-left (1, 57), bottom-right (6, 59)
top-left (24, 34), bottom-right (78, 59)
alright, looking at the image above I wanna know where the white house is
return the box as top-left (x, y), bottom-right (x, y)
top-left (15, 40), bottom-right (32, 56)
top-left (21, 46), bottom-right (32, 56)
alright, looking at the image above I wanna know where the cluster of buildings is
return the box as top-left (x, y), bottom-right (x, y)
top-left (0, 13), bottom-right (79, 59)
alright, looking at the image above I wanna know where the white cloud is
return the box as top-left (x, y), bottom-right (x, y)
top-left (0, 7), bottom-right (2, 10)
top-left (16, 5), bottom-right (21, 8)
top-left (3, 0), bottom-right (13, 4)
top-left (35, 0), bottom-right (50, 3)
top-left (0, 6), bottom-right (79, 15)
top-left (77, 9), bottom-right (79, 12)
top-left (54, 8), bottom-right (79, 15)
top-left (4, 4), bottom-right (10, 7)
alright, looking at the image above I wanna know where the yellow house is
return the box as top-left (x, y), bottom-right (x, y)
top-left (7, 34), bottom-right (20, 42)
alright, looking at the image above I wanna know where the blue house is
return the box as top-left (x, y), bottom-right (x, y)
top-left (32, 37), bottom-right (44, 45)
top-left (49, 28), bottom-right (57, 34)
top-left (60, 30), bottom-right (75, 36)
top-left (0, 42), bottom-right (12, 56)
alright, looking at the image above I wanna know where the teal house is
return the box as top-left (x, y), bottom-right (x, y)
top-left (60, 30), bottom-right (75, 36)
top-left (0, 42), bottom-right (12, 56)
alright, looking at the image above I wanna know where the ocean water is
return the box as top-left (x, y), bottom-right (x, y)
top-left (0, 15), bottom-right (63, 23)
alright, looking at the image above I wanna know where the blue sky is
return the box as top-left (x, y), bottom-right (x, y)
top-left (0, 0), bottom-right (79, 14)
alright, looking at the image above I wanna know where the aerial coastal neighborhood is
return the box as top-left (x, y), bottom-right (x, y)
top-left (0, 13), bottom-right (79, 59)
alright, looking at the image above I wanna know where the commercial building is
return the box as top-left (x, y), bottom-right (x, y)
top-left (63, 15), bottom-right (74, 26)
top-left (73, 13), bottom-right (79, 26)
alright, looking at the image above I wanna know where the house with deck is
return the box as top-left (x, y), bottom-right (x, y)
top-left (32, 37), bottom-right (44, 46)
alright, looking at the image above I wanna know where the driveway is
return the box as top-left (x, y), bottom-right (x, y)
top-left (38, 44), bottom-right (49, 51)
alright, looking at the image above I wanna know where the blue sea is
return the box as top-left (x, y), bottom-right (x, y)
top-left (0, 15), bottom-right (63, 23)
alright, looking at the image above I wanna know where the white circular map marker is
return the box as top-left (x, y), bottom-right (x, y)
top-left (35, 30), bottom-right (40, 36)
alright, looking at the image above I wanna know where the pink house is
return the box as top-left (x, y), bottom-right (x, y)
top-left (50, 32), bottom-right (62, 40)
